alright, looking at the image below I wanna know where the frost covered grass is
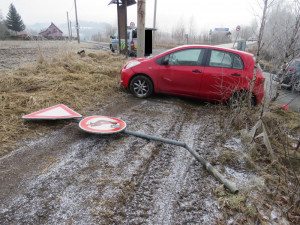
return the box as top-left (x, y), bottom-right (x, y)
top-left (208, 103), bottom-right (299, 224)
top-left (0, 43), bottom-right (127, 156)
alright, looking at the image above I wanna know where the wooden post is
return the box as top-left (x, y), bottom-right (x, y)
top-left (67, 12), bottom-right (71, 41)
top-left (124, 0), bottom-right (128, 57)
top-left (74, 0), bottom-right (80, 44)
top-left (117, 0), bottom-right (121, 54)
top-left (153, 0), bottom-right (157, 47)
top-left (137, 0), bottom-right (145, 57)
top-left (70, 21), bottom-right (72, 39)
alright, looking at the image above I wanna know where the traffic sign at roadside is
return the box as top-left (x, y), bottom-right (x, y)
top-left (236, 25), bottom-right (241, 31)
top-left (22, 104), bottom-right (82, 120)
top-left (130, 22), bottom-right (135, 28)
top-left (79, 116), bottom-right (126, 134)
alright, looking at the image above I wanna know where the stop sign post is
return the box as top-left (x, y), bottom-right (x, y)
top-left (233, 25), bottom-right (241, 48)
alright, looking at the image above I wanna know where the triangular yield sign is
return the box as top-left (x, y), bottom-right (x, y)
top-left (22, 104), bottom-right (82, 120)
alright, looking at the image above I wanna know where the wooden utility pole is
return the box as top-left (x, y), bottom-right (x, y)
top-left (124, 0), bottom-right (128, 57)
top-left (74, 0), bottom-right (80, 43)
top-left (66, 11), bottom-right (71, 40)
top-left (70, 21), bottom-right (73, 39)
top-left (153, 0), bottom-right (157, 46)
top-left (117, 0), bottom-right (121, 54)
top-left (137, 0), bottom-right (145, 57)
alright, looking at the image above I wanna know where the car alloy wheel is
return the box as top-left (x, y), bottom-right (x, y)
top-left (292, 79), bottom-right (300, 92)
top-left (130, 75), bottom-right (153, 98)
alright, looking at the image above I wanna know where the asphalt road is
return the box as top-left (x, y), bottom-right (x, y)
top-left (264, 72), bottom-right (300, 112)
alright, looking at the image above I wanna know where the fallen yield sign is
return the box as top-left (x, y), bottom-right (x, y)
top-left (22, 105), bottom-right (238, 194)
top-left (22, 104), bottom-right (82, 120)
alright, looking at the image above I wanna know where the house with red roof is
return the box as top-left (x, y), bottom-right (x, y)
top-left (39, 22), bottom-right (63, 37)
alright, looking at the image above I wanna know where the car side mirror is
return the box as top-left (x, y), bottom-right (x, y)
top-left (162, 57), bottom-right (169, 65)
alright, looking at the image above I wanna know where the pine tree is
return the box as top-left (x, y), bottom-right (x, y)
top-left (5, 4), bottom-right (25, 35)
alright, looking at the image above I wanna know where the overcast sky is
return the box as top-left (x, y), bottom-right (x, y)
top-left (0, 0), bottom-right (261, 32)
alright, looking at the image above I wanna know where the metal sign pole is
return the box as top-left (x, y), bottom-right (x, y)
top-left (123, 129), bottom-right (238, 194)
top-left (233, 25), bottom-right (241, 48)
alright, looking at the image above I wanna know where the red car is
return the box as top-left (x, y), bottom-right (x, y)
top-left (121, 45), bottom-right (265, 106)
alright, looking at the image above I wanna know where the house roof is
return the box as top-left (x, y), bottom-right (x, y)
top-left (39, 22), bottom-right (63, 34)
top-left (50, 22), bottom-right (63, 33)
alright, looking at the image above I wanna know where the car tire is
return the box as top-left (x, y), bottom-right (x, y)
top-left (292, 79), bottom-right (300, 92)
top-left (110, 45), bottom-right (115, 53)
top-left (228, 91), bottom-right (255, 109)
top-left (130, 75), bottom-right (153, 98)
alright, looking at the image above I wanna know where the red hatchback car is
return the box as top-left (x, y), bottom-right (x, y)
top-left (121, 45), bottom-right (265, 106)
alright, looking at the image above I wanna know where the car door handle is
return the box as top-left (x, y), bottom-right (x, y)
top-left (231, 73), bottom-right (241, 77)
top-left (192, 70), bottom-right (202, 73)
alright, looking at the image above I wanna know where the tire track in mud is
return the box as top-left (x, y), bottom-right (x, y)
top-left (119, 100), bottom-right (224, 224)
top-left (87, 97), bottom-right (190, 224)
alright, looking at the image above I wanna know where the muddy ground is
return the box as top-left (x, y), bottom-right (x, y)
top-left (0, 40), bottom-right (297, 224)
top-left (0, 40), bottom-right (104, 70)
top-left (0, 94), bottom-right (264, 224)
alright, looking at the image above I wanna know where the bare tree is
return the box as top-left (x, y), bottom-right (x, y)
top-left (248, 0), bottom-right (275, 108)
top-left (172, 18), bottom-right (185, 44)
top-left (188, 16), bottom-right (196, 44)
top-left (238, 21), bottom-right (258, 40)
top-left (272, 0), bottom-right (300, 100)
top-left (0, 10), bottom-right (9, 39)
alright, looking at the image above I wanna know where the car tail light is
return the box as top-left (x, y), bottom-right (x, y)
top-left (131, 41), bottom-right (134, 50)
top-left (256, 67), bottom-right (265, 85)
top-left (287, 67), bottom-right (295, 71)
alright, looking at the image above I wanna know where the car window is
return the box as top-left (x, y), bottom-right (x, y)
top-left (232, 54), bottom-right (244, 69)
top-left (168, 49), bottom-right (204, 66)
top-left (209, 50), bottom-right (232, 68)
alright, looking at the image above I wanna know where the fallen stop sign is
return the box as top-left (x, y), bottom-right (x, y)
top-left (79, 116), bottom-right (126, 134)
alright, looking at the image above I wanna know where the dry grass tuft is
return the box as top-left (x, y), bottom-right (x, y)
top-left (211, 103), bottom-right (300, 224)
top-left (0, 49), bottom-right (127, 156)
